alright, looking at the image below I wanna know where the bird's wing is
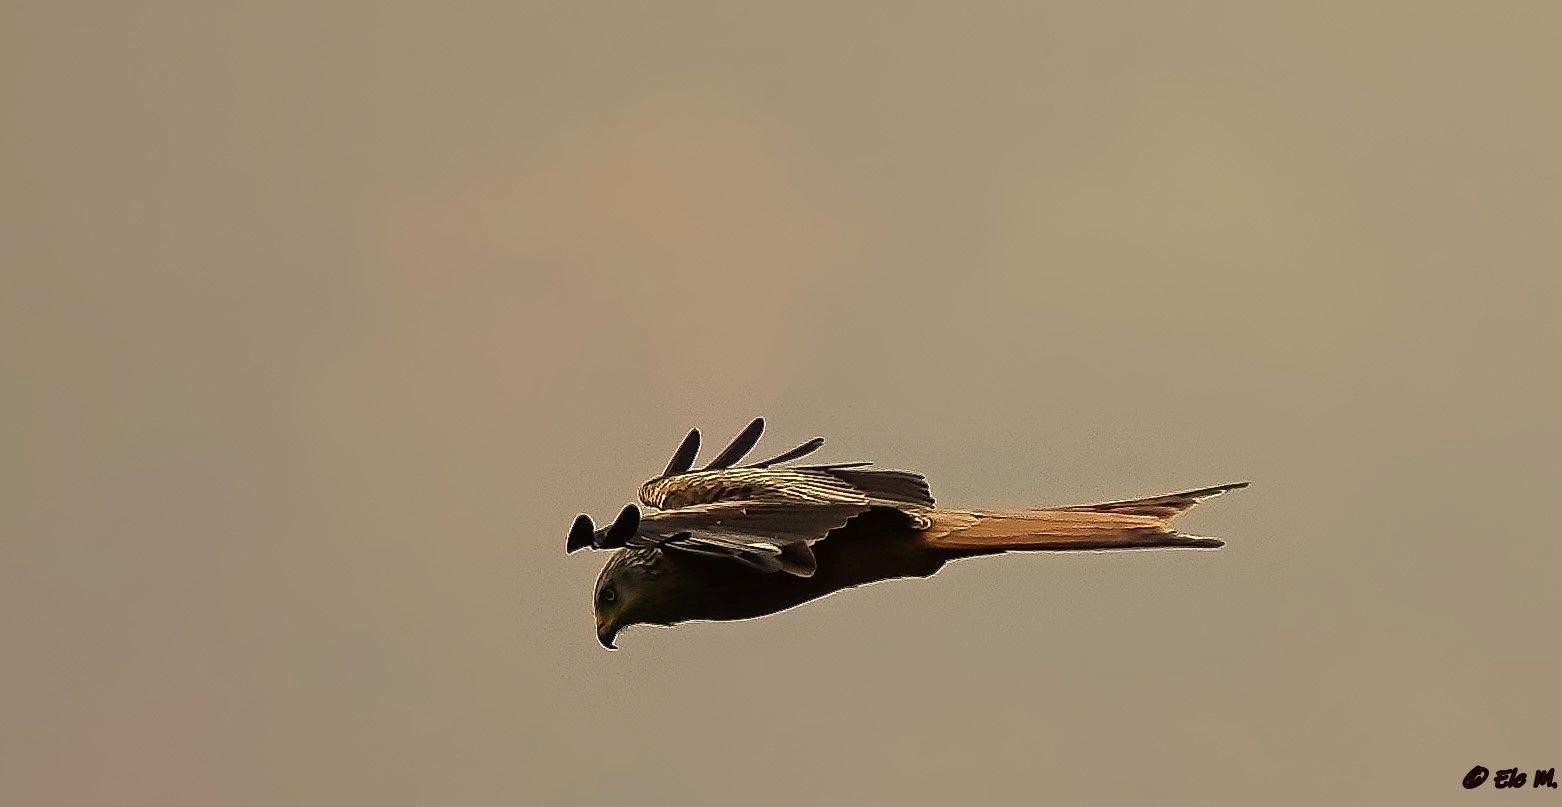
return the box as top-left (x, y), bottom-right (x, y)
top-left (631, 501), bottom-right (869, 576)
top-left (641, 466), bottom-right (933, 511)
top-left (579, 417), bottom-right (936, 574)
top-left (638, 417), bottom-right (934, 512)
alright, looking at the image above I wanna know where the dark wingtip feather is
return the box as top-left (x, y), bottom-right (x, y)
top-left (749, 437), bottom-right (825, 468)
top-left (599, 504), bottom-right (641, 549)
top-left (1189, 481), bottom-right (1251, 498)
top-left (700, 417), bottom-right (765, 471)
top-left (566, 514), bottom-right (595, 553)
top-left (662, 428), bottom-right (701, 477)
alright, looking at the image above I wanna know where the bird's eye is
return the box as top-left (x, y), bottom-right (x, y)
top-left (599, 586), bottom-right (617, 604)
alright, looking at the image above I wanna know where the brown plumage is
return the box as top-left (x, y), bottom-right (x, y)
top-left (567, 418), bottom-right (1247, 649)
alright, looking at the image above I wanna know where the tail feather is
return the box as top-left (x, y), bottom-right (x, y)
top-left (920, 482), bottom-right (1248, 553)
top-left (1062, 481), bottom-right (1249, 519)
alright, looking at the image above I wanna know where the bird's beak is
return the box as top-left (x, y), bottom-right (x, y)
top-left (596, 618), bottom-right (618, 650)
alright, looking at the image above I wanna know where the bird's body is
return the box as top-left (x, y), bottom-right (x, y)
top-left (599, 508), bottom-right (946, 626)
top-left (567, 419), bottom-right (1247, 648)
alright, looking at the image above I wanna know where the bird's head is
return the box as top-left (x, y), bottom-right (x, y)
top-left (593, 548), bottom-right (680, 649)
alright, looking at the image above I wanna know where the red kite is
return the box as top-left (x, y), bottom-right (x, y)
top-left (568, 418), bottom-right (1246, 649)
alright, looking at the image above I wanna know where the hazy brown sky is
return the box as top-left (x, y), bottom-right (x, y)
top-left (4, 2), bottom-right (1559, 805)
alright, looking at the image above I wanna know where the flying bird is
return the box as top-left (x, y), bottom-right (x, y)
top-left (567, 418), bottom-right (1247, 649)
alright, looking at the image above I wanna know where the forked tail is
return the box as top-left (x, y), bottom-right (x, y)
top-left (919, 482), bottom-right (1248, 554)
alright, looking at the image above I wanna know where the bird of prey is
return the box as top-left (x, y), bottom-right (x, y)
top-left (567, 418), bottom-right (1247, 649)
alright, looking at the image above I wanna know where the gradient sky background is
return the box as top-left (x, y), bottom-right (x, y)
top-left (4, 3), bottom-right (1559, 805)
